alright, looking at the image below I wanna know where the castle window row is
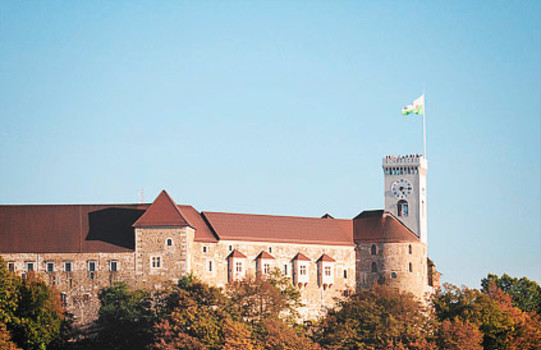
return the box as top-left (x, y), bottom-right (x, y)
top-left (384, 167), bottom-right (418, 175)
top-left (6, 260), bottom-right (120, 273)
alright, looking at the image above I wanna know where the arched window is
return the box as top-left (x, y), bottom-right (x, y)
top-left (166, 238), bottom-right (173, 246)
top-left (409, 263), bottom-right (413, 272)
top-left (408, 244), bottom-right (412, 254)
top-left (397, 200), bottom-right (409, 217)
top-left (371, 244), bottom-right (377, 255)
top-left (391, 272), bottom-right (397, 279)
top-left (371, 262), bottom-right (377, 273)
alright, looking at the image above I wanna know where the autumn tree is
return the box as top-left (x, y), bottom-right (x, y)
top-left (314, 284), bottom-right (434, 350)
top-left (0, 258), bottom-right (64, 350)
top-left (94, 282), bottom-right (156, 350)
top-left (481, 273), bottom-right (541, 313)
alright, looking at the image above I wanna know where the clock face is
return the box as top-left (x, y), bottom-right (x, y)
top-left (391, 179), bottom-right (413, 199)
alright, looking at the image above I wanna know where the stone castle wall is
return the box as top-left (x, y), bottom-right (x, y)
top-left (356, 241), bottom-right (429, 299)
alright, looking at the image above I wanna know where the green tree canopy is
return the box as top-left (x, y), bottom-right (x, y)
top-left (481, 273), bottom-right (541, 313)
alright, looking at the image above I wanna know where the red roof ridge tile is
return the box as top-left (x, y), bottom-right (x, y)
top-left (293, 253), bottom-right (311, 261)
top-left (256, 251), bottom-right (275, 260)
top-left (133, 190), bottom-right (194, 228)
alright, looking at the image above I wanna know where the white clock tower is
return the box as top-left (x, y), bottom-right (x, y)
top-left (382, 154), bottom-right (428, 243)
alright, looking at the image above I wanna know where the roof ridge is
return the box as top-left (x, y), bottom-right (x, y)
top-left (133, 190), bottom-right (194, 228)
top-left (202, 210), bottom-right (350, 222)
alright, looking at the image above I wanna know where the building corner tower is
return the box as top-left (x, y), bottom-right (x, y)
top-left (382, 155), bottom-right (428, 244)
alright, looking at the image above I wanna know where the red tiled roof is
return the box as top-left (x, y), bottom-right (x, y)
top-left (133, 190), bottom-right (193, 228)
top-left (294, 252), bottom-right (311, 261)
top-left (202, 212), bottom-right (354, 246)
top-left (228, 249), bottom-right (247, 259)
top-left (178, 205), bottom-right (218, 243)
top-left (0, 204), bottom-right (148, 253)
top-left (317, 253), bottom-right (336, 262)
top-left (256, 251), bottom-right (275, 260)
top-left (353, 210), bottom-right (420, 243)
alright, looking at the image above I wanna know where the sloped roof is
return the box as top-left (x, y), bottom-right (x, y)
top-left (133, 190), bottom-right (193, 228)
top-left (293, 252), bottom-right (311, 261)
top-left (256, 251), bottom-right (275, 260)
top-left (179, 205), bottom-right (218, 243)
top-left (0, 204), bottom-right (147, 253)
top-left (317, 253), bottom-right (336, 262)
top-left (228, 249), bottom-right (247, 259)
top-left (353, 210), bottom-right (420, 243)
top-left (202, 212), bottom-right (354, 246)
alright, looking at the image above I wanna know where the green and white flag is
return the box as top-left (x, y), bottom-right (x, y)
top-left (401, 94), bottom-right (424, 115)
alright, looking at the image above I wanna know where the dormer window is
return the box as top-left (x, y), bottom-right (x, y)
top-left (317, 254), bottom-right (336, 290)
top-left (228, 249), bottom-right (247, 282)
top-left (293, 253), bottom-right (311, 288)
top-left (256, 251), bottom-right (275, 277)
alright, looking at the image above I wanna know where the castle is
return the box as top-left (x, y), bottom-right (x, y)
top-left (0, 154), bottom-right (439, 325)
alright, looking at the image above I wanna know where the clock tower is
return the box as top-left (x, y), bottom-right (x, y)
top-left (383, 155), bottom-right (428, 243)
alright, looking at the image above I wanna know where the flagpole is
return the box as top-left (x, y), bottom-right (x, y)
top-left (423, 90), bottom-right (427, 158)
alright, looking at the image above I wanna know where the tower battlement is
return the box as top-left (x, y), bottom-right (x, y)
top-left (382, 154), bottom-right (427, 167)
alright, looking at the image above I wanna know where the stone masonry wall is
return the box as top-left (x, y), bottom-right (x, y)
top-left (1, 252), bottom-right (136, 326)
top-left (191, 240), bottom-right (357, 321)
top-left (356, 242), bottom-right (428, 300)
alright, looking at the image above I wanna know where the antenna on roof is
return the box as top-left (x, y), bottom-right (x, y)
top-left (139, 188), bottom-right (144, 203)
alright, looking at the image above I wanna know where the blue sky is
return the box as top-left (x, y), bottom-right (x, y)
top-left (1, 1), bottom-right (539, 287)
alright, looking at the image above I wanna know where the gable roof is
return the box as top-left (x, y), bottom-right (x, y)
top-left (293, 252), bottom-right (311, 261)
top-left (317, 253), bottom-right (336, 262)
top-left (133, 190), bottom-right (193, 228)
top-left (202, 211), bottom-right (354, 246)
top-left (256, 251), bottom-right (275, 260)
top-left (353, 210), bottom-right (420, 243)
top-left (228, 249), bottom-right (247, 259)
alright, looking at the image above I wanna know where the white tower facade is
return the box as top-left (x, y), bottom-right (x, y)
top-left (383, 155), bottom-right (428, 243)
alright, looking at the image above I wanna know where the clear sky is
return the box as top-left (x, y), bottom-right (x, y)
top-left (1, 1), bottom-right (539, 288)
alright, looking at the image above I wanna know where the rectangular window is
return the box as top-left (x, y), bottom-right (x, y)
top-left (202, 246), bottom-right (207, 253)
top-left (7, 262), bottom-right (14, 272)
top-left (88, 261), bottom-right (96, 272)
top-left (263, 263), bottom-right (271, 275)
top-left (299, 265), bottom-right (307, 276)
top-left (207, 261), bottom-right (213, 273)
top-left (25, 262), bottom-right (35, 272)
top-left (235, 261), bottom-right (243, 274)
top-left (324, 266), bottom-right (332, 276)
top-left (151, 257), bottom-right (161, 269)
top-left (343, 269), bottom-right (348, 279)
top-left (46, 262), bottom-right (54, 272)
top-left (64, 262), bottom-right (72, 272)
top-left (283, 264), bottom-right (288, 276)
top-left (228, 245), bottom-right (233, 251)
top-left (109, 261), bottom-right (118, 272)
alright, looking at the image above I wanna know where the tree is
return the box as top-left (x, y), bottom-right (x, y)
top-left (314, 284), bottom-right (434, 350)
top-left (481, 273), bottom-right (541, 313)
top-left (0, 323), bottom-right (19, 350)
top-left (95, 283), bottom-right (156, 350)
top-left (436, 319), bottom-right (483, 350)
top-left (0, 258), bottom-right (64, 350)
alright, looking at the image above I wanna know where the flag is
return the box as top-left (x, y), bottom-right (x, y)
top-left (401, 94), bottom-right (424, 115)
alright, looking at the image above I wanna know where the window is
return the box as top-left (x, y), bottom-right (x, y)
top-left (235, 261), bottom-right (243, 274)
top-left (26, 262), bottom-right (34, 272)
top-left (299, 265), bottom-right (307, 276)
top-left (263, 263), bottom-right (271, 275)
top-left (283, 264), bottom-right (288, 276)
top-left (397, 200), bottom-right (408, 217)
top-left (371, 262), bottom-right (377, 273)
top-left (46, 262), bottom-right (54, 272)
top-left (88, 261), bottom-right (96, 272)
top-left (371, 244), bottom-right (377, 255)
top-left (228, 245), bottom-right (233, 252)
top-left (343, 269), bottom-right (348, 279)
top-left (202, 246), bottom-right (207, 253)
top-left (324, 266), bottom-right (331, 276)
top-left (409, 263), bottom-right (413, 272)
top-left (408, 245), bottom-right (412, 254)
top-left (7, 262), bottom-right (14, 272)
top-left (391, 272), bottom-right (397, 279)
top-left (166, 238), bottom-right (173, 246)
top-left (89, 272), bottom-right (95, 280)
top-left (207, 261), bottom-right (213, 273)
top-left (151, 257), bottom-right (161, 269)
top-left (110, 261), bottom-right (118, 272)
top-left (64, 262), bottom-right (72, 272)
top-left (268, 247), bottom-right (272, 253)
top-left (60, 293), bottom-right (67, 307)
